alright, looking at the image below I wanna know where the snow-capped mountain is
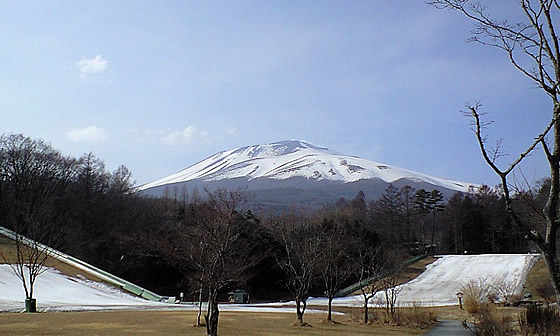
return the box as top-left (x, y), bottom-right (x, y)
top-left (138, 140), bottom-right (479, 210)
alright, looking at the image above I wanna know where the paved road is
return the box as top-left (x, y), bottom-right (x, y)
top-left (425, 320), bottom-right (474, 336)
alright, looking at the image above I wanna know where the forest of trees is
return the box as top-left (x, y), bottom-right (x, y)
top-left (0, 133), bottom-right (541, 333)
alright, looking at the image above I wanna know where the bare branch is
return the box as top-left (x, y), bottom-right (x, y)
top-left (541, 137), bottom-right (554, 162)
top-left (428, 0), bottom-right (560, 96)
top-left (488, 139), bottom-right (506, 163)
top-left (465, 104), bottom-right (557, 177)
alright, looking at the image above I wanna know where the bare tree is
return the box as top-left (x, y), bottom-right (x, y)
top-left (317, 218), bottom-right (354, 322)
top-left (354, 243), bottom-right (384, 323)
top-left (144, 222), bottom-right (207, 327)
top-left (151, 187), bottom-right (266, 335)
top-left (0, 134), bottom-right (76, 312)
top-left (6, 227), bottom-right (63, 312)
top-left (109, 165), bottom-right (135, 195)
top-left (380, 251), bottom-right (405, 322)
top-left (191, 188), bottom-right (255, 336)
top-left (427, 0), bottom-right (560, 303)
top-left (275, 220), bottom-right (322, 325)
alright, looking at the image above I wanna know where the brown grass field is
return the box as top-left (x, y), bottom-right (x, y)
top-left (0, 309), bottom-right (436, 335)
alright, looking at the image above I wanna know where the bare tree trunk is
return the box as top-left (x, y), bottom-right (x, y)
top-left (384, 288), bottom-right (390, 316)
top-left (542, 105), bottom-right (560, 303)
top-left (542, 244), bottom-right (560, 304)
top-left (205, 289), bottom-right (219, 336)
top-left (296, 298), bottom-right (306, 324)
top-left (196, 285), bottom-right (203, 327)
top-left (363, 298), bottom-right (370, 323)
top-left (327, 296), bottom-right (333, 321)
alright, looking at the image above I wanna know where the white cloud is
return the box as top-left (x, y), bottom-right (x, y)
top-left (75, 55), bottom-right (108, 75)
top-left (225, 127), bottom-right (240, 136)
top-left (161, 126), bottom-right (209, 145)
top-left (67, 126), bottom-right (107, 142)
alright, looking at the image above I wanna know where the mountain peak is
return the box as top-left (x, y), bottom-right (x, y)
top-left (273, 140), bottom-right (330, 152)
top-left (137, 140), bottom-right (479, 195)
top-left (229, 140), bottom-right (332, 159)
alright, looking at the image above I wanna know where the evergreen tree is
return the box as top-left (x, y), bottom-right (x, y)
top-left (375, 185), bottom-right (403, 246)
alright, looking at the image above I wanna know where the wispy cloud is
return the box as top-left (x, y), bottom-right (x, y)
top-left (225, 127), bottom-right (240, 136)
top-left (161, 126), bottom-right (209, 145)
top-left (67, 125), bottom-right (107, 142)
top-left (75, 55), bottom-right (108, 75)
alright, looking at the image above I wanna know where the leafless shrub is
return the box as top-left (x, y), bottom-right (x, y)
top-left (472, 303), bottom-right (514, 336)
top-left (461, 279), bottom-right (493, 313)
top-left (393, 302), bottom-right (437, 328)
top-left (349, 307), bottom-right (363, 323)
top-left (459, 277), bottom-right (521, 312)
top-left (367, 308), bottom-right (386, 324)
top-left (490, 277), bottom-right (521, 306)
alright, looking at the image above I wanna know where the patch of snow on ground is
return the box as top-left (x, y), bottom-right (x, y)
top-left (0, 254), bottom-right (539, 313)
top-left (308, 254), bottom-right (540, 307)
top-left (0, 265), bottom-right (332, 314)
top-left (0, 265), bottom-right (167, 312)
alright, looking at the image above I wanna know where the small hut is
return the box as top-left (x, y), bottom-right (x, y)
top-left (228, 289), bottom-right (249, 304)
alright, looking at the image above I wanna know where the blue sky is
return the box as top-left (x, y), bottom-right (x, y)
top-left (0, 1), bottom-right (551, 187)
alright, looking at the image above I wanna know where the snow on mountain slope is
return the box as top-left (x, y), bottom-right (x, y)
top-left (138, 140), bottom-right (478, 193)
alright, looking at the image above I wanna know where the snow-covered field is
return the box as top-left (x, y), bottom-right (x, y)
top-left (0, 254), bottom-right (540, 313)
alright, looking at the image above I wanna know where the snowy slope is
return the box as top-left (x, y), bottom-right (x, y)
top-left (0, 265), bottom-right (331, 314)
top-left (306, 254), bottom-right (540, 307)
top-left (0, 266), bottom-right (165, 312)
top-left (138, 140), bottom-right (478, 193)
